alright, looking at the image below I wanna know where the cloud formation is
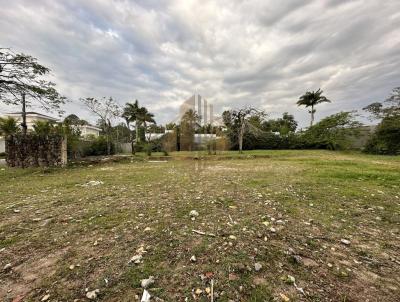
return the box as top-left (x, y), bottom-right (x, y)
top-left (1, 0), bottom-right (399, 126)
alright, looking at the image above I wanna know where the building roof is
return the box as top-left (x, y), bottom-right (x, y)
top-left (78, 124), bottom-right (102, 131)
top-left (5, 111), bottom-right (58, 121)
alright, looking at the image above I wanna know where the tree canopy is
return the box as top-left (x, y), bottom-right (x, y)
top-left (297, 89), bottom-right (331, 127)
top-left (0, 48), bottom-right (65, 112)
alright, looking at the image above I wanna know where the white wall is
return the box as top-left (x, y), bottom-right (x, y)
top-left (0, 137), bottom-right (5, 153)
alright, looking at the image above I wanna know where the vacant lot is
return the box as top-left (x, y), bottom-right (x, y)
top-left (0, 150), bottom-right (399, 301)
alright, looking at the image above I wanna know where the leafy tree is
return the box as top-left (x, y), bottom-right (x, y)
top-left (111, 123), bottom-right (131, 143)
top-left (363, 87), bottom-right (400, 154)
top-left (301, 112), bottom-right (361, 150)
top-left (297, 89), bottom-right (331, 127)
top-left (64, 114), bottom-right (89, 126)
top-left (0, 48), bottom-right (66, 134)
top-left (363, 87), bottom-right (400, 119)
top-left (166, 122), bottom-right (176, 130)
top-left (148, 124), bottom-right (165, 134)
top-left (81, 97), bottom-right (120, 155)
top-left (32, 120), bottom-right (56, 136)
top-left (222, 107), bottom-right (265, 153)
top-left (0, 117), bottom-right (20, 136)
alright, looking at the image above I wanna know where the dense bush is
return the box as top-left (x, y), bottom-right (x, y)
top-left (225, 112), bottom-right (360, 151)
top-left (81, 136), bottom-right (115, 156)
top-left (298, 112), bottom-right (361, 150)
top-left (364, 115), bottom-right (400, 155)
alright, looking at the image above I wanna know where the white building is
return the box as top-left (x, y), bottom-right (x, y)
top-left (0, 112), bottom-right (59, 153)
top-left (78, 124), bottom-right (102, 138)
top-left (0, 112), bottom-right (101, 146)
top-left (4, 111), bottom-right (58, 131)
top-left (179, 94), bottom-right (214, 126)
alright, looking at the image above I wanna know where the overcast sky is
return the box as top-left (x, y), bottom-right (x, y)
top-left (1, 0), bottom-right (399, 127)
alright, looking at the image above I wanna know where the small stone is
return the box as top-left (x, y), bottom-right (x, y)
top-left (291, 255), bottom-right (303, 264)
top-left (129, 254), bottom-right (143, 264)
top-left (229, 235), bottom-right (237, 240)
top-left (340, 239), bottom-right (351, 245)
top-left (3, 263), bottom-right (12, 271)
top-left (13, 209), bottom-right (20, 213)
top-left (269, 227), bottom-right (276, 233)
top-left (189, 210), bottom-right (199, 217)
top-left (280, 293), bottom-right (290, 301)
top-left (190, 255), bottom-right (197, 262)
top-left (254, 262), bottom-right (262, 271)
top-left (205, 287), bottom-right (211, 294)
top-left (41, 294), bottom-right (50, 301)
top-left (327, 263), bottom-right (333, 268)
top-left (195, 288), bottom-right (203, 295)
top-left (144, 227), bottom-right (151, 232)
top-left (86, 289), bottom-right (100, 300)
top-left (141, 276), bottom-right (155, 288)
top-left (69, 265), bottom-right (75, 270)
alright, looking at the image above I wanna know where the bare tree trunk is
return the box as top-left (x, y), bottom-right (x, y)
top-left (310, 105), bottom-right (315, 127)
top-left (21, 93), bottom-right (27, 135)
top-left (106, 119), bottom-right (111, 155)
top-left (136, 120), bottom-right (140, 143)
top-left (238, 120), bottom-right (245, 153)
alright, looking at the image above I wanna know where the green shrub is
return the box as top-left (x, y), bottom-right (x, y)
top-left (299, 112), bottom-right (361, 150)
top-left (364, 115), bottom-right (400, 155)
top-left (82, 136), bottom-right (115, 156)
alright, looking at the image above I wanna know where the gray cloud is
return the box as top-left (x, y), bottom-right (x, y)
top-left (0, 0), bottom-right (399, 127)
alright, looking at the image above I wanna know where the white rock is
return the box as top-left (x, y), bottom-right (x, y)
top-left (190, 255), bottom-right (197, 262)
top-left (3, 263), bottom-right (12, 271)
top-left (189, 210), bottom-right (199, 217)
top-left (269, 227), bottom-right (276, 233)
top-left (229, 235), bottom-right (237, 240)
top-left (141, 289), bottom-right (151, 302)
top-left (141, 276), bottom-right (155, 288)
top-left (340, 239), bottom-right (351, 245)
top-left (41, 294), bottom-right (50, 301)
top-left (254, 262), bottom-right (262, 271)
top-left (144, 227), bottom-right (151, 232)
top-left (86, 289), bottom-right (100, 300)
top-left (129, 254), bottom-right (143, 264)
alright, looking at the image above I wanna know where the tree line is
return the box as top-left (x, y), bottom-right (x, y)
top-left (1, 48), bottom-right (399, 156)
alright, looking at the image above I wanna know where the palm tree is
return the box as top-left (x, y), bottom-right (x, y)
top-left (297, 89), bottom-right (331, 127)
top-left (136, 107), bottom-right (155, 142)
top-left (122, 100), bottom-right (140, 153)
top-left (32, 120), bottom-right (55, 136)
top-left (0, 117), bottom-right (20, 136)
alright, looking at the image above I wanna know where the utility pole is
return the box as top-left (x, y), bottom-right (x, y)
top-left (21, 92), bottom-right (27, 135)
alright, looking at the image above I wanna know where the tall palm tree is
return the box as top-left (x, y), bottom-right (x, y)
top-left (297, 88), bottom-right (331, 127)
top-left (122, 100), bottom-right (140, 153)
top-left (136, 106), bottom-right (155, 142)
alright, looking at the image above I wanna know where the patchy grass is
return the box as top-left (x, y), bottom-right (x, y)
top-left (0, 150), bottom-right (399, 301)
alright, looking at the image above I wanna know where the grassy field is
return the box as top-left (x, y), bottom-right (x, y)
top-left (0, 150), bottom-right (399, 301)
